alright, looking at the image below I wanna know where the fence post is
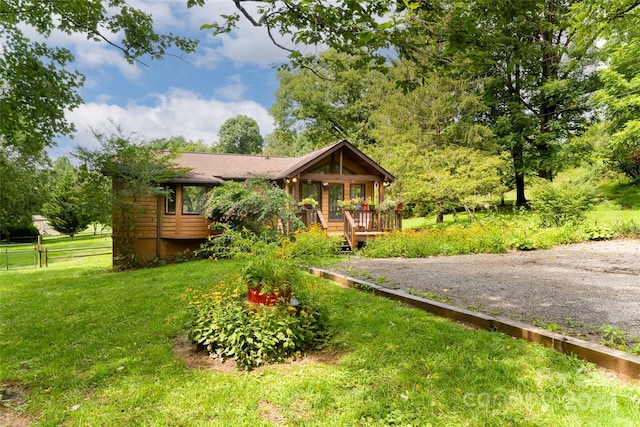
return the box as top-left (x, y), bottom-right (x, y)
top-left (4, 247), bottom-right (7, 271)
top-left (44, 247), bottom-right (48, 267)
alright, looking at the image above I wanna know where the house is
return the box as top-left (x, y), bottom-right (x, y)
top-left (32, 215), bottom-right (61, 236)
top-left (117, 140), bottom-right (398, 263)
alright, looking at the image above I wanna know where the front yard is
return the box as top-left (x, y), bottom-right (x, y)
top-left (2, 250), bottom-right (640, 426)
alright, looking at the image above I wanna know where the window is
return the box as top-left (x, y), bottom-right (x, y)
top-left (311, 160), bottom-right (355, 174)
top-left (182, 185), bottom-right (207, 214)
top-left (350, 184), bottom-right (365, 200)
top-left (301, 182), bottom-right (321, 208)
top-left (328, 184), bottom-right (344, 221)
top-left (165, 185), bottom-right (176, 214)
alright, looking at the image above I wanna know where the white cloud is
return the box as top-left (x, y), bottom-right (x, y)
top-left (214, 74), bottom-right (247, 101)
top-left (198, 27), bottom-right (292, 69)
top-left (185, 1), bottom-right (293, 69)
top-left (60, 88), bottom-right (274, 154)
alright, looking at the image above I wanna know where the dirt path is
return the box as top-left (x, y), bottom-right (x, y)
top-left (331, 239), bottom-right (640, 345)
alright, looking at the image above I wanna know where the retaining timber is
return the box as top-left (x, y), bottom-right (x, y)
top-left (309, 268), bottom-right (640, 379)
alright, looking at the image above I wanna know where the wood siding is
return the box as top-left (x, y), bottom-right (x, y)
top-left (160, 185), bottom-right (211, 239)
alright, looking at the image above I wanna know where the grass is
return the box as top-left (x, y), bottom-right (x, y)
top-left (1, 232), bottom-right (112, 270)
top-left (2, 246), bottom-right (640, 425)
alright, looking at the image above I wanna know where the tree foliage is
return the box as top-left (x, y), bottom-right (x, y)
top-left (42, 159), bottom-right (92, 239)
top-left (444, 0), bottom-right (597, 205)
top-left (1, 0), bottom-right (197, 156)
top-left (203, 178), bottom-right (302, 238)
top-left (148, 136), bottom-right (216, 153)
top-left (217, 115), bottom-right (264, 154)
top-left (271, 50), bottom-right (383, 148)
top-left (0, 147), bottom-right (50, 239)
top-left (198, 0), bottom-right (611, 209)
top-left (75, 125), bottom-right (187, 267)
top-left (583, 1), bottom-right (640, 181)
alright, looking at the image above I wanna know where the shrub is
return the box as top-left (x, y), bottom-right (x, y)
top-left (3, 225), bottom-right (40, 242)
top-left (195, 225), bottom-right (275, 260)
top-left (186, 279), bottom-right (329, 370)
top-left (530, 180), bottom-right (596, 227)
top-left (284, 225), bottom-right (343, 261)
top-left (361, 223), bottom-right (509, 258)
top-left (203, 178), bottom-right (303, 239)
top-left (242, 255), bottom-right (300, 297)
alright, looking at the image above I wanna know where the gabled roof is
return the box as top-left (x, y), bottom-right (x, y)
top-left (274, 140), bottom-right (394, 182)
top-left (169, 140), bottom-right (394, 184)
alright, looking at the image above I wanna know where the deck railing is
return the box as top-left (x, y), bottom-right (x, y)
top-left (346, 210), bottom-right (403, 232)
top-left (295, 209), bottom-right (328, 231)
top-left (343, 210), bottom-right (403, 249)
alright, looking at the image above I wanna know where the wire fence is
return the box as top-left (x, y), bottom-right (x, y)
top-left (1, 240), bottom-right (112, 271)
top-left (0, 243), bottom-right (38, 270)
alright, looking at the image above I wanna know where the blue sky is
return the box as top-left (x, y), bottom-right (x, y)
top-left (43, 0), bottom-right (295, 158)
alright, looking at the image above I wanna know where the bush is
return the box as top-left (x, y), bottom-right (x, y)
top-left (284, 225), bottom-right (343, 261)
top-left (197, 224), bottom-right (344, 262)
top-left (195, 225), bottom-right (275, 260)
top-left (2, 225), bottom-right (40, 243)
top-left (203, 178), bottom-right (303, 239)
top-left (186, 278), bottom-right (329, 370)
top-left (361, 223), bottom-right (509, 258)
top-left (530, 180), bottom-right (596, 227)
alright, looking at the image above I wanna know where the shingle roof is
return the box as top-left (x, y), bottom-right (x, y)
top-left (170, 152), bottom-right (299, 182)
top-left (168, 140), bottom-right (394, 184)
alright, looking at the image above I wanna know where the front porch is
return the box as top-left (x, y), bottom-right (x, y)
top-left (296, 209), bottom-right (403, 250)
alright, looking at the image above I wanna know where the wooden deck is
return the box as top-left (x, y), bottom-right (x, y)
top-left (298, 209), bottom-right (402, 250)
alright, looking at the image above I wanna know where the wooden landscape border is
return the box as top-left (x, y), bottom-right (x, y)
top-left (309, 268), bottom-right (640, 379)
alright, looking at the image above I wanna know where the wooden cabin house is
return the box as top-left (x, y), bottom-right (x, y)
top-left (114, 140), bottom-right (398, 264)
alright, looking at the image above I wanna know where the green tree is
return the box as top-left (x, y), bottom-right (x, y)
top-left (42, 158), bottom-right (91, 239)
top-left (445, 0), bottom-right (596, 206)
top-left (1, 0), bottom-right (197, 157)
top-left (77, 166), bottom-right (112, 234)
top-left (263, 132), bottom-right (314, 157)
top-left (577, 1), bottom-right (640, 180)
top-left (148, 136), bottom-right (216, 153)
top-left (75, 125), bottom-right (187, 267)
top-left (0, 147), bottom-right (50, 239)
top-left (271, 50), bottom-right (383, 148)
top-left (217, 115), bottom-right (264, 154)
top-left (199, 0), bottom-right (599, 207)
top-left (369, 69), bottom-right (506, 221)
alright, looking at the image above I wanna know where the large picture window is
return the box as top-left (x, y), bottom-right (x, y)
top-left (182, 185), bottom-right (207, 214)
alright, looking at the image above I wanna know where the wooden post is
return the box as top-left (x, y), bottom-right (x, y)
top-left (37, 235), bottom-right (43, 268)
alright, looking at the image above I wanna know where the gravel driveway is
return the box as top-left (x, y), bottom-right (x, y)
top-left (331, 239), bottom-right (640, 344)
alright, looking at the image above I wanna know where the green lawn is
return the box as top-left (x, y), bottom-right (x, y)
top-left (2, 250), bottom-right (640, 426)
top-left (1, 233), bottom-right (112, 271)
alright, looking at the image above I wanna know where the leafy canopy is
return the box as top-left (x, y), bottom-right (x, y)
top-left (1, 0), bottom-right (197, 156)
top-left (42, 160), bottom-right (92, 239)
top-left (217, 115), bottom-right (264, 154)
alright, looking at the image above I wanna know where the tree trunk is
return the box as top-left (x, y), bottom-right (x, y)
top-left (436, 211), bottom-right (444, 223)
top-left (515, 171), bottom-right (527, 207)
top-left (512, 143), bottom-right (528, 207)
